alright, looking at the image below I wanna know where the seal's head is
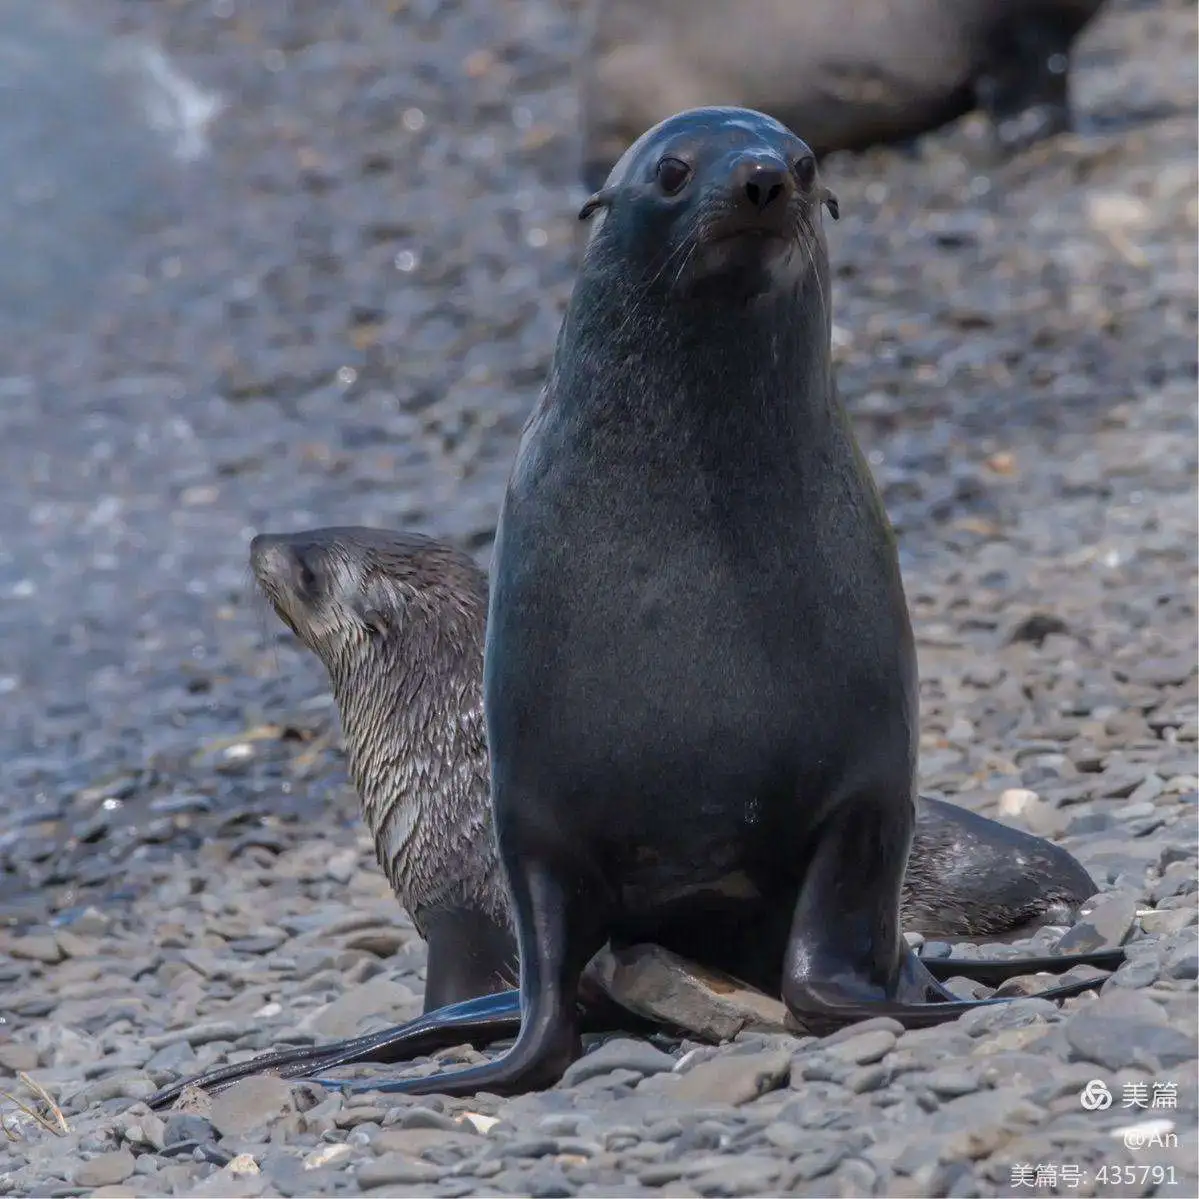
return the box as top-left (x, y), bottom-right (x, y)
top-left (578, 106), bottom-right (838, 294)
top-left (249, 527), bottom-right (486, 684)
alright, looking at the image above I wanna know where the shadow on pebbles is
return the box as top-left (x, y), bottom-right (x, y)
top-left (0, 0), bottom-right (1196, 1195)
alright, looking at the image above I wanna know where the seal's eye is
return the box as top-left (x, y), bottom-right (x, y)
top-left (792, 155), bottom-right (817, 191)
top-left (655, 156), bottom-right (691, 196)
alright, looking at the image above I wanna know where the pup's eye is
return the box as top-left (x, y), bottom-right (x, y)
top-left (792, 155), bottom-right (817, 190)
top-left (362, 608), bottom-right (390, 637)
top-left (656, 156), bottom-right (691, 196)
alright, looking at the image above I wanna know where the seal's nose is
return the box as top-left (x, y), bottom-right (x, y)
top-left (732, 156), bottom-right (790, 213)
top-left (250, 534), bottom-right (311, 594)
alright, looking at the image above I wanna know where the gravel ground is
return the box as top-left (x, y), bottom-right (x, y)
top-left (0, 0), bottom-right (1196, 1195)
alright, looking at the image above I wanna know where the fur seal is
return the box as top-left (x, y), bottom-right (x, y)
top-left (329, 106), bottom-right (1123, 1097)
top-left (247, 528), bottom-right (516, 1014)
top-left (580, 0), bottom-right (1108, 189)
top-left (158, 109), bottom-right (1122, 1104)
top-left (148, 525), bottom-right (1112, 1108)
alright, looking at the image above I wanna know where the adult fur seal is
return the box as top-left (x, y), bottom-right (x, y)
top-left (325, 106), bottom-right (1124, 1098)
top-left (580, 0), bottom-right (1108, 189)
top-left (148, 525), bottom-right (1113, 1108)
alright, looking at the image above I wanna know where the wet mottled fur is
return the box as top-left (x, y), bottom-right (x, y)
top-left (251, 529), bottom-right (512, 954)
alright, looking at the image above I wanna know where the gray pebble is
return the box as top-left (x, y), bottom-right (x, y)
top-left (922, 1067), bottom-right (979, 1099)
top-left (208, 1076), bottom-right (302, 1139)
top-left (690, 1154), bottom-right (783, 1196)
top-left (1056, 892), bottom-right (1140, 952)
top-left (1064, 1011), bottom-right (1198, 1070)
top-left (71, 1150), bottom-right (136, 1189)
top-left (355, 1151), bottom-right (445, 1187)
top-left (164, 1113), bottom-right (219, 1148)
top-left (671, 1047), bottom-right (792, 1107)
top-left (825, 1028), bottom-right (896, 1065)
top-left (847, 1063), bottom-right (893, 1094)
top-left (561, 1037), bottom-right (677, 1086)
top-left (819, 1017), bottom-right (904, 1046)
top-left (785, 1143), bottom-right (846, 1183)
top-left (1153, 861), bottom-right (1198, 903)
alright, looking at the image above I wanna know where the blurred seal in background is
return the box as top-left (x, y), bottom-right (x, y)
top-left (579, 0), bottom-right (1108, 189)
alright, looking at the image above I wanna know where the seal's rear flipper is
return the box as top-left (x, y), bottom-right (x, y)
top-left (145, 991), bottom-right (525, 1110)
top-left (789, 972), bottom-right (1111, 1035)
top-left (786, 945), bottom-right (1116, 1039)
top-left (921, 947), bottom-right (1125, 987)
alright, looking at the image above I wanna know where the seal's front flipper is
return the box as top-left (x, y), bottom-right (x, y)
top-left (922, 947), bottom-right (1125, 988)
top-left (146, 991), bottom-right (524, 1110)
top-left (317, 861), bottom-right (608, 1098)
top-left (781, 796), bottom-right (1117, 1039)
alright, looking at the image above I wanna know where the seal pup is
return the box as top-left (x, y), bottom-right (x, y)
top-left (580, 0), bottom-right (1108, 189)
top-left (247, 528), bottom-right (516, 1014)
top-left (282, 107), bottom-right (1117, 1099)
top-left (148, 526), bottom-right (1115, 1107)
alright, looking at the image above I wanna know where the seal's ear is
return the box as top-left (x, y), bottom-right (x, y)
top-left (822, 189), bottom-right (840, 221)
top-left (578, 188), bottom-right (615, 221)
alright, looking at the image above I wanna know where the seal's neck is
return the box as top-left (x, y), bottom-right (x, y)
top-left (321, 609), bottom-right (488, 911)
top-left (560, 254), bottom-right (835, 445)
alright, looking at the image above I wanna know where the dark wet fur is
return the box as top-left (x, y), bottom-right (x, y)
top-left (905, 797), bottom-right (1094, 937)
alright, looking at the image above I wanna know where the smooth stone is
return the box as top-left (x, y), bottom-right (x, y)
top-left (72, 1150), bottom-right (136, 1188)
top-left (143, 1040), bottom-right (199, 1076)
top-left (561, 1038), bottom-right (677, 1086)
top-left (591, 944), bottom-right (790, 1042)
top-left (957, 998), bottom-right (1059, 1037)
top-left (164, 1113), bottom-right (219, 1147)
top-left (848, 1064), bottom-right (893, 1094)
top-left (671, 1048), bottom-right (792, 1107)
top-left (825, 1029), bottom-right (897, 1065)
top-left (1064, 1013), bottom-right (1198, 1071)
top-left (1164, 944), bottom-right (1198, 980)
top-left (4, 933), bottom-right (63, 964)
top-left (208, 1076), bottom-right (303, 1139)
top-left (1141, 909), bottom-right (1197, 935)
top-left (1056, 893), bottom-right (1140, 952)
top-left (785, 1142), bottom-right (847, 1183)
top-left (0, 1042), bottom-right (39, 1072)
top-left (689, 1154), bottom-right (783, 1196)
top-left (819, 1017), bottom-right (905, 1046)
top-left (302, 1142), bottom-right (354, 1170)
top-left (923, 1068), bottom-right (979, 1099)
top-left (1092, 988), bottom-right (1169, 1024)
top-left (998, 788), bottom-right (1039, 818)
top-left (120, 1109), bottom-right (166, 1153)
top-left (1110, 957), bottom-right (1162, 989)
top-left (306, 977), bottom-right (419, 1039)
top-left (1152, 862), bottom-right (1197, 903)
top-left (356, 1153), bottom-right (444, 1187)
top-left (146, 1022), bottom-right (241, 1051)
top-left (369, 1127), bottom-right (481, 1156)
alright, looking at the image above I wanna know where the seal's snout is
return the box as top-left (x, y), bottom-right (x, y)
top-left (249, 534), bottom-right (290, 587)
top-left (733, 156), bottom-right (790, 214)
top-left (250, 533), bottom-right (318, 602)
